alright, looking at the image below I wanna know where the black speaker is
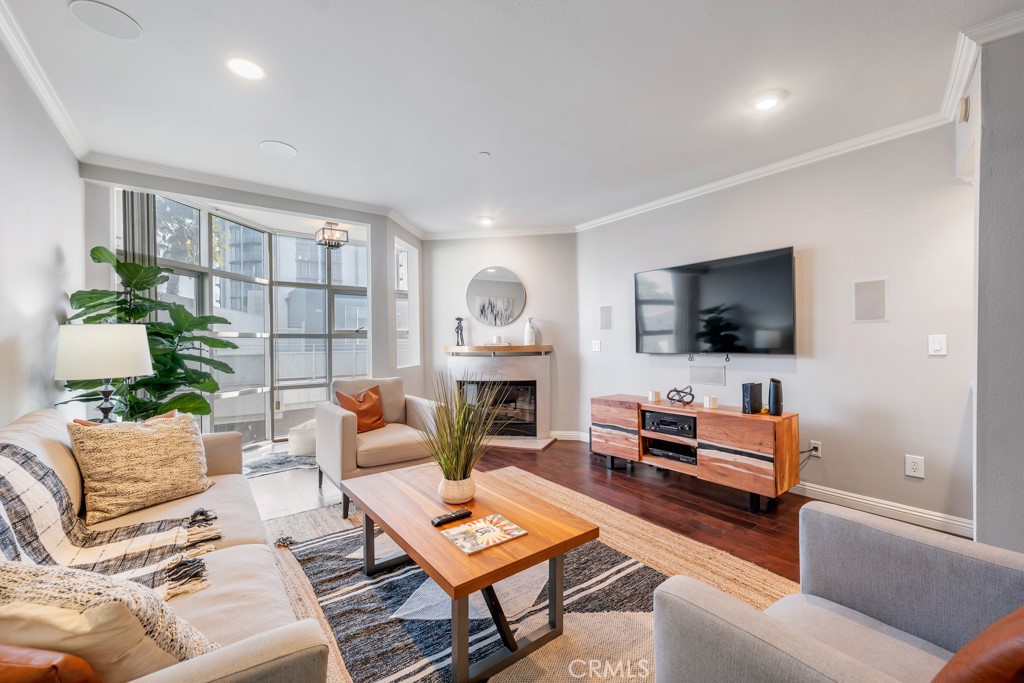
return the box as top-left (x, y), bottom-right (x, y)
top-left (742, 383), bottom-right (762, 414)
top-left (768, 378), bottom-right (783, 416)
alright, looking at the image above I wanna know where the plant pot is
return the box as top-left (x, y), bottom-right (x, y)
top-left (438, 475), bottom-right (477, 504)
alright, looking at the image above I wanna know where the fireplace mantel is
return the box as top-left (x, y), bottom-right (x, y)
top-left (444, 345), bottom-right (553, 356)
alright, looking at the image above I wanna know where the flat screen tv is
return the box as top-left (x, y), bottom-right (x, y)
top-left (635, 247), bottom-right (795, 355)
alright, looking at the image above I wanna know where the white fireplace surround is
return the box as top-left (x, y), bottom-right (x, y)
top-left (446, 353), bottom-right (552, 439)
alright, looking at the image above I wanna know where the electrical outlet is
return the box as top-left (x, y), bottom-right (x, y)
top-left (809, 440), bottom-right (822, 458)
top-left (905, 454), bottom-right (925, 479)
top-left (592, 340), bottom-right (601, 352)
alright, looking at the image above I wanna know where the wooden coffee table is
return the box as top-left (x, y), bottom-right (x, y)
top-left (342, 464), bottom-right (599, 683)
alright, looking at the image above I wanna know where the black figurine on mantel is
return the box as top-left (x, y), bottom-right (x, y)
top-left (455, 317), bottom-right (465, 346)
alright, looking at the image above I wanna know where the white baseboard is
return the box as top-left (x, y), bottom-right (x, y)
top-left (551, 431), bottom-right (586, 441)
top-left (791, 482), bottom-right (974, 538)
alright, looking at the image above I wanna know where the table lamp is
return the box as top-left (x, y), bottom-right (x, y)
top-left (54, 324), bottom-right (154, 423)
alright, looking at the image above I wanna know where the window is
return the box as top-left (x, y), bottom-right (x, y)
top-left (271, 225), bottom-right (369, 439)
top-left (274, 234), bottom-right (328, 284)
top-left (127, 194), bottom-right (370, 444)
top-left (395, 238), bottom-right (420, 368)
top-left (155, 196), bottom-right (201, 265)
top-left (213, 217), bottom-right (266, 278)
top-left (150, 195), bottom-right (272, 446)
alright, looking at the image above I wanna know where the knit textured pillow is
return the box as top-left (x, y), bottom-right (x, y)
top-left (67, 414), bottom-right (212, 525)
top-left (0, 561), bottom-right (219, 683)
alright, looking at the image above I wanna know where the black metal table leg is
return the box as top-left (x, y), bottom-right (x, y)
top-left (362, 514), bottom-right (411, 575)
top-left (481, 586), bottom-right (518, 652)
top-left (451, 554), bottom-right (565, 682)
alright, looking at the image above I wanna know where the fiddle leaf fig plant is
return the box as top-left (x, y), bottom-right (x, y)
top-left (62, 246), bottom-right (237, 420)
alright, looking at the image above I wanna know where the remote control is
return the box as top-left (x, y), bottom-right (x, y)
top-left (431, 509), bottom-right (471, 527)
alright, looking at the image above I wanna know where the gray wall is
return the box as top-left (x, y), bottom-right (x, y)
top-left (423, 233), bottom-right (580, 432)
top-left (0, 45), bottom-right (84, 425)
top-left (976, 33), bottom-right (1024, 552)
top-left (577, 125), bottom-right (975, 520)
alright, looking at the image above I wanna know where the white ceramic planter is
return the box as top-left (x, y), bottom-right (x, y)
top-left (438, 475), bottom-right (477, 504)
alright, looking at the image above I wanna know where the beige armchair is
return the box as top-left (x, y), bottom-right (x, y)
top-left (315, 377), bottom-right (435, 517)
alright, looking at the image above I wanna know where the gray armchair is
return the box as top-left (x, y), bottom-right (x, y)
top-left (315, 377), bottom-right (435, 517)
top-left (654, 501), bottom-right (1024, 682)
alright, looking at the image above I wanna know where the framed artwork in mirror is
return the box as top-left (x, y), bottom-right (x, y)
top-left (466, 267), bottom-right (526, 327)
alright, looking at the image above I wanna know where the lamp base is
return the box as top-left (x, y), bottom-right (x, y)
top-left (97, 378), bottom-right (115, 423)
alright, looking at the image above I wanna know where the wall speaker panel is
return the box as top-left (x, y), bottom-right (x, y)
top-left (690, 365), bottom-right (726, 386)
top-left (854, 279), bottom-right (888, 322)
top-left (599, 305), bottom-right (612, 330)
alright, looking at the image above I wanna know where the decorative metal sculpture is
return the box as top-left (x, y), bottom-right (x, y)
top-left (666, 385), bottom-right (695, 405)
top-left (455, 317), bottom-right (465, 346)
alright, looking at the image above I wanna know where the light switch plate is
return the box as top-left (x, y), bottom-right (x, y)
top-left (928, 334), bottom-right (947, 357)
top-left (592, 340), bottom-right (601, 352)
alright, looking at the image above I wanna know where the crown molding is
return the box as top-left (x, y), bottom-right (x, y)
top-left (386, 211), bottom-right (425, 241)
top-left (939, 10), bottom-right (1024, 121)
top-left (423, 226), bottom-right (576, 241)
top-left (80, 153), bottom-right (391, 217)
top-left (965, 8), bottom-right (1024, 44)
top-left (940, 32), bottom-right (980, 120)
top-left (0, 0), bottom-right (87, 157)
top-left (576, 112), bottom-right (949, 232)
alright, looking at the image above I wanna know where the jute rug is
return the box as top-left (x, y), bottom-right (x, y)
top-left (263, 467), bottom-right (799, 683)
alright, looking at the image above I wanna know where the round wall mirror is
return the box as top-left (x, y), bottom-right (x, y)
top-left (466, 266), bottom-right (527, 327)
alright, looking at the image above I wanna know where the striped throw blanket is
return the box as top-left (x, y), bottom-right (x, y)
top-left (0, 442), bottom-right (222, 598)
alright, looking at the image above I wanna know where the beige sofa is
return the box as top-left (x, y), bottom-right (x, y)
top-left (316, 377), bottom-right (435, 517)
top-left (0, 409), bottom-right (329, 683)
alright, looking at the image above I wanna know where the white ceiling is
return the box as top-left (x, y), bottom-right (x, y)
top-left (5, 0), bottom-right (1023, 236)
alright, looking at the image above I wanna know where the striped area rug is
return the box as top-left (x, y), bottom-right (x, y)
top-left (265, 466), bottom-right (799, 683)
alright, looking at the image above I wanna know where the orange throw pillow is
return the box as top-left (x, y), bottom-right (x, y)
top-left (933, 605), bottom-right (1024, 683)
top-left (336, 387), bottom-right (388, 433)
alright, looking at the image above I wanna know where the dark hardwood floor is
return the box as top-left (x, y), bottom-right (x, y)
top-left (248, 439), bottom-right (809, 583)
top-left (478, 440), bottom-right (810, 582)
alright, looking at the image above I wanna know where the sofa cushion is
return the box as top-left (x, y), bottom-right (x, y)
top-left (766, 593), bottom-right (952, 682)
top-left (0, 561), bottom-right (219, 683)
top-left (934, 604), bottom-right (1024, 682)
top-left (67, 415), bottom-right (212, 525)
top-left (88, 474), bottom-right (266, 548)
top-left (355, 423), bottom-right (430, 468)
top-left (168, 544), bottom-right (296, 646)
top-left (336, 386), bottom-right (388, 433)
top-left (0, 410), bottom-right (82, 514)
top-left (333, 377), bottom-right (406, 424)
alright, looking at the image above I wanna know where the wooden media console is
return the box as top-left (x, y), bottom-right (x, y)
top-left (589, 394), bottom-right (800, 511)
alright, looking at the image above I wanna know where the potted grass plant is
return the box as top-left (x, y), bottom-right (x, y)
top-left (423, 373), bottom-right (508, 504)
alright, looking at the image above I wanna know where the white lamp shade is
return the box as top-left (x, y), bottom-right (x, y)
top-left (54, 324), bottom-right (154, 380)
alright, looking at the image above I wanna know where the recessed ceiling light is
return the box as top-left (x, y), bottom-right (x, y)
top-left (259, 140), bottom-right (297, 158)
top-left (752, 89), bottom-right (787, 111)
top-left (478, 216), bottom-right (494, 226)
top-left (227, 58), bottom-right (266, 80)
top-left (69, 1), bottom-right (142, 40)
top-left (478, 151), bottom-right (491, 158)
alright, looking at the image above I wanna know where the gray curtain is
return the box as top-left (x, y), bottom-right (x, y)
top-left (121, 191), bottom-right (157, 266)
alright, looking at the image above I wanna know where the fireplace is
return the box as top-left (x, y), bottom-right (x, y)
top-left (459, 380), bottom-right (537, 437)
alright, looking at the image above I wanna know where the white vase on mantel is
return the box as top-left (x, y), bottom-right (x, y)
top-left (438, 474), bottom-right (477, 504)
top-left (523, 317), bottom-right (537, 345)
